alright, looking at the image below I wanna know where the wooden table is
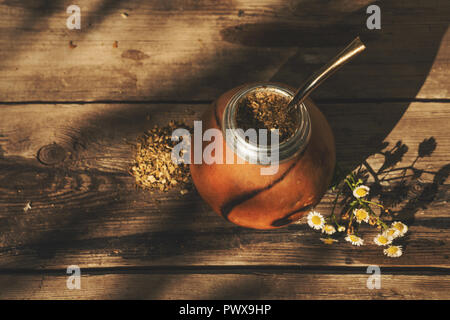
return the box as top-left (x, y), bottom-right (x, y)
top-left (0, 0), bottom-right (448, 299)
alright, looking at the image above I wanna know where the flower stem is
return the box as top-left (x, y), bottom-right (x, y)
top-left (329, 189), bottom-right (343, 228)
top-left (344, 178), bottom-right (353, 190)
top-left (361, 199), bottom-right (385, 209)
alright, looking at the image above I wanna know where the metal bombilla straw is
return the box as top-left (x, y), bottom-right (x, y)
top-left (286, 37), bottom-right (366, 113)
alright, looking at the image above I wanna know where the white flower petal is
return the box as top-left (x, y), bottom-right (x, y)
top-left (391, 221), bottom-right (408, 237)
top-left (322, 224), bottom-right (336, 235)
top-left (374, 234), bottom-right (392, 246)
top-left (383, 245), bottom-right (403, 258)
top-left (353, 185), bottom-right (370, 198)
top-left (307, 211), bottom-right (325, 230)
top-left (345, 235), bottom-right (364, 246)
top-left (383, 228), bottom-right (401, 240)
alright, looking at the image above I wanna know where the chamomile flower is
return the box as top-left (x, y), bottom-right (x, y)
top-left (383, 245), bottom-right (403, 258)
top-left (307, 211), bottom-right (325, 230)
top-left (345, 234), bottom-right (364, 246)
top-left (373, 234), bottom-right (392, 246)
top-left (383, 227), bottom-right (400, 240)
top-left (353, 185), bottom-right (370, 198)
top-left (391, 221), bottom-right (408, 237)
top-left (353, 208), bottom-right (369, 223)
top-left (322, 224), bottom-right (336, 235)
top-left (320, 238), bottom-right (338, 245)
top-left (338, 226), bottom-right (346, 232)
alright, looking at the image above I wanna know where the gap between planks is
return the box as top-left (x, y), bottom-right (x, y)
top-left (0, 265), bottom-right (448, 276)
top-left (0, 98), bottom-right (449, 105)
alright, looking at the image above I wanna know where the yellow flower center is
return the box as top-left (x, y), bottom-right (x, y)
top-left (355, 209), bottom-right (368, 221)
top-left (386, 229), bottom-right (396, 237)
top-left (394, 223), bottom-right (404, 232)
top-left (355, 188), bottom-right (368, 197)
top-left (378, 236), bottom-right (388, 244)
top-left (349, 235), bottom-right (359, 242)
top-left (312, 216), bottom-right (322, 225)
top-left (387, 246), bottom-right (398, 254)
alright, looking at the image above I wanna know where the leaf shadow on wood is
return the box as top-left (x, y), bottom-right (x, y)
top-left (360, 138), bottom-right (447, 221)
top-left (335, 138), bottom-right (450, 252)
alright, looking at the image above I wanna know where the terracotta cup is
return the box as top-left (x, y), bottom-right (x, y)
top-left (190, 82), bottom-right (335, 229)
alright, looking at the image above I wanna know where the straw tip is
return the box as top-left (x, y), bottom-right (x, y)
top-left (354, 36), bottom-right (366, 50)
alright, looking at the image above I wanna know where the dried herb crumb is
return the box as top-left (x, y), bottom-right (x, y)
top-left (235, 90), bottom-right (299, 143)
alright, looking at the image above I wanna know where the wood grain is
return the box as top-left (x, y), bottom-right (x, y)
top-left (0, 272), bottom-right (448, 299)
top-left (0, 0), bottom-right (448, 101)
top-left (0, 102), bottom-right (448, 269)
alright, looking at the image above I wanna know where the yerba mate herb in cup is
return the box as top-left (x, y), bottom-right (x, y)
top-left (235, 89), bottom-right (300, 143)
top-left (223, 84), bottom-right (311, 165)
top-left (131, 121), bottom-right (191, 193)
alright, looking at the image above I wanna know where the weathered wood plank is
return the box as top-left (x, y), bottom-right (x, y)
top-left (0, 272), bottom-right (448, 299)
top-left (0, 102), bottom-right (448, 172)
top-left (0, 102), bottom-right (448, 269)
top-left (0, 0), bottom-right (448, 101)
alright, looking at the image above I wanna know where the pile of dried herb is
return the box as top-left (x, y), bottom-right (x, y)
top-left (235, 90), bottom-right (299, 143)
top-left (131, 121), bottom-right (191, 193)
